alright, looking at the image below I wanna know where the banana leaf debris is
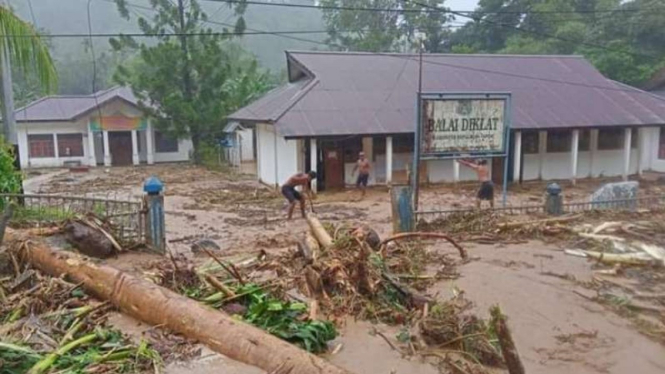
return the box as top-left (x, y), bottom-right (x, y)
top-left (0, 266), bottom-right (165, 374)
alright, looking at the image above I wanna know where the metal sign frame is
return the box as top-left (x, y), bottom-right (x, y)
top-left (412, 92), bottom-right (513, 211)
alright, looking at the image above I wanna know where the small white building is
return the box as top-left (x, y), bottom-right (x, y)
top-left (14, 87), bottom-right (192, 168)
top-left (228, 51), bottom-right (665, 191)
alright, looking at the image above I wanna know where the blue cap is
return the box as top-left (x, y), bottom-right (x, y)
top-left (144, 176), bottom-right (164, 194)
top-left (546, 182), bottom-right (562, 195)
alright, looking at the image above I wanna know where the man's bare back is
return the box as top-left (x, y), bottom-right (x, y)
top-left (285, 173), bottom-right (311, 187)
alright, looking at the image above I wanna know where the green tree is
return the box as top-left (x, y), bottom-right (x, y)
top-left (401, 0), bottom-right (454, 53)
top-left (321, 0), bottom-right (402, 52)
top-left (110, 0), bottom-right (271, 162)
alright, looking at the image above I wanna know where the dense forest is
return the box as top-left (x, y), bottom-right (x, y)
top-left (8, 0), bottom-right (665, 102)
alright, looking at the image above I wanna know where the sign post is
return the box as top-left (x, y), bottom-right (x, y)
top-left (412, 93), bottom-right (512, 212)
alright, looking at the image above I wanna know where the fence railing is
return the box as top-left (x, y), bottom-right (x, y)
top-left (0, 193), bottom-right (146, 245)
top-left (415, 194), bottom-right (665, 223)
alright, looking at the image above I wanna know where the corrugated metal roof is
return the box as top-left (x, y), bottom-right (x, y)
top-left (229, 51), bottom-right (665, 137)
top-left (15, 86), bottom-right (140, 122)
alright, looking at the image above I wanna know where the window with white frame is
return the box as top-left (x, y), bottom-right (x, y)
top-left (28, 134), bottom-right (55, 158)
top-left (57, 134), bottom-right (84, 157)
top-left (522, 131), bottom-right (539, 154)
top-left (155, 131), bottom-right (179, 153)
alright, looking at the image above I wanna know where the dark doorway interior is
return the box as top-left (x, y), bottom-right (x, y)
top-left (109, 131), bottom-right (133, 166)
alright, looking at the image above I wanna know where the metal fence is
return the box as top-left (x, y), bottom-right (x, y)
top-left (0, 193), bottom-right (146, 244)
top-left (415, 194), bottom-right (665, 222)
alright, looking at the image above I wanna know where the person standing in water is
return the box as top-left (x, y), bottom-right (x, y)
top-left (458, 159), bottom-right (494, 208)
top-left (352, 152), bottom-right (371, 199)
top-left (281, 171), bottom-right (317, 220)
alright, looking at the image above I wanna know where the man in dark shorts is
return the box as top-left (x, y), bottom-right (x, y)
top-left (281, 171), bottom-right (317, 220)
top-left (352, 152), bottom-right (371, 199)
top-left (458, 159), bottom-right (494, 208)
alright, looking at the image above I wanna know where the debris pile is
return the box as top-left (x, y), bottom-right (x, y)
top-left (0, 267), bottom-right (161, 373)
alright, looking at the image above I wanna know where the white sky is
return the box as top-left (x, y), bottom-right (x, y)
top-left (446, 0), bottom-right (480, 12)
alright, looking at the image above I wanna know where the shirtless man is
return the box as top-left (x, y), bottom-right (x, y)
top-left (458, 159), bottom-right (494, 208)
top-left (281, 171), bottom-right (317, 220)
top-left (352, 152), bottom-right (371, 199)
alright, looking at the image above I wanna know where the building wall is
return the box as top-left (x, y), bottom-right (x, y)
top-left (645, 127), bottom-right (665, 172)
top-left (240, 128), bottom-right (254, 161)
top-left (152, 136), bottom-right (193, 163)
top-left (256, 123), bottom-right (298, 186)
top-left (17, 120), bottom-right (90, 168)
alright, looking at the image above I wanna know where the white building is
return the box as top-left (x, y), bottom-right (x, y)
top-left (14, 87), bottom-right (192, 168)
top-left (229, 52), bottom-right (665, 191)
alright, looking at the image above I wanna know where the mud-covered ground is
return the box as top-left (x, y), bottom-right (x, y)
top-left (20, 164), bottom-right (665, 374)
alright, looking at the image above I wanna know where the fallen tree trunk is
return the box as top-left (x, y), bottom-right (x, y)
top-left (307, 215), bottom-right (333, 248)
top-left (5, 230), bottom-right (353, 374)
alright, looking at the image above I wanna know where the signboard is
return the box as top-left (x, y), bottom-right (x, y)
top-left (412, 92), bottom-right (512, 211)
top-left (420, 95), bottom-right (509, 157)
top-left (91, 116), bottom-right (147, 132)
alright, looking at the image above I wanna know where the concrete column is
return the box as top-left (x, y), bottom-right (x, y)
top-left (53, 133), bottom-right (59, 160)
top-left (513, 131), bottom-right (522, 183)
top-left (386, 136), bottom-right (393, 185)
top-left (131, 130), bottom-right (139, 165)
top-left (102, 130), bottom-right (111, 166)
top-left (146, 121), bottom-right (155, 165)
top-left (453, 158), bottom-right (460, 182)
top-left (623, 127), bottom-right (632, 181)
top-left (538, 131), bottom-right (547, 180)
top-left (637, 128), bottom-right (646, 175)
top-left (571, 129), bottom-right (579, 185)
top-left (590, 129), bottom-right (599, 177)
top-left (310, 138), bottom-right (317, 193)
top-left (87, 123), bottom-right (96, 166)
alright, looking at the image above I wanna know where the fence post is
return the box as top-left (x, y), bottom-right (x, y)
top-left (545, 183), bottom-right (563, 216)
top-left (143, 176), bottom-right (165, 254)
top-left (391, 185), bottom-right (414, 233)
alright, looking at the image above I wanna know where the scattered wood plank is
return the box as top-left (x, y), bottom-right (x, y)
top-left (497, 214), bottom-right (582, 230)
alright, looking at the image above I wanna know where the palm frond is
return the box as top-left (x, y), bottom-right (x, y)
top-left (0, 6), bottom-right (57, 92)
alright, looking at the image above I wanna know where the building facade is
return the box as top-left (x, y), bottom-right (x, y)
top-left (229, 52), bottom-right (665, 191)
top-left (15, 87), bottom-right (192, 169)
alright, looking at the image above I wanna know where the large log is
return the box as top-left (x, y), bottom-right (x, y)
top-left (306, 215), bottom-right (333, 248)
top-left (4, 230), bottom-right (353, 374)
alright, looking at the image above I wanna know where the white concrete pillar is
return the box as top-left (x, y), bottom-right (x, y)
top-left (623, 127), bottom-right (632, 181)
top-left (131, 130), bottom-right (139, 165)
top-left (386, 136), bottom-right (393, 185)
top-left (571, 129), bottom-right (579, 185)
top-left (590, 129), bottom-right (599, 177)
top-left (102, 130), bottom-right (111, 166)
top-left (453, 159), bottom-right (460, 182)
top-left (146, 121), bottom-right (155, 165)
top-left (538, 131), bottom-right (547, 180)
top-left (87, 123), bottom-right (96, 166)
top-left (310, 138), bottom-right (317, 193)
top-left (637, 128), bottom-right (646, 175)
top-left (513, 131), bottom-right (522, 183)
top-left (53, 133), bottom-right (59, 160)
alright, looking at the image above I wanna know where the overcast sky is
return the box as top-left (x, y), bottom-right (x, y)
top-left (447, 0), bottom-right (479, 11)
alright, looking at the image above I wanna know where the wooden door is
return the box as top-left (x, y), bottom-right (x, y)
top-left (324, 148), bottom-right (344, 190)
top-left (109, 132), bottom-right (133, 166)
top-left (492, 157), bottom-right (504, 185)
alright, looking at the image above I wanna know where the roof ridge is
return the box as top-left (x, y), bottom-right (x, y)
top-left (286, 50), bottom-right (585, 59)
